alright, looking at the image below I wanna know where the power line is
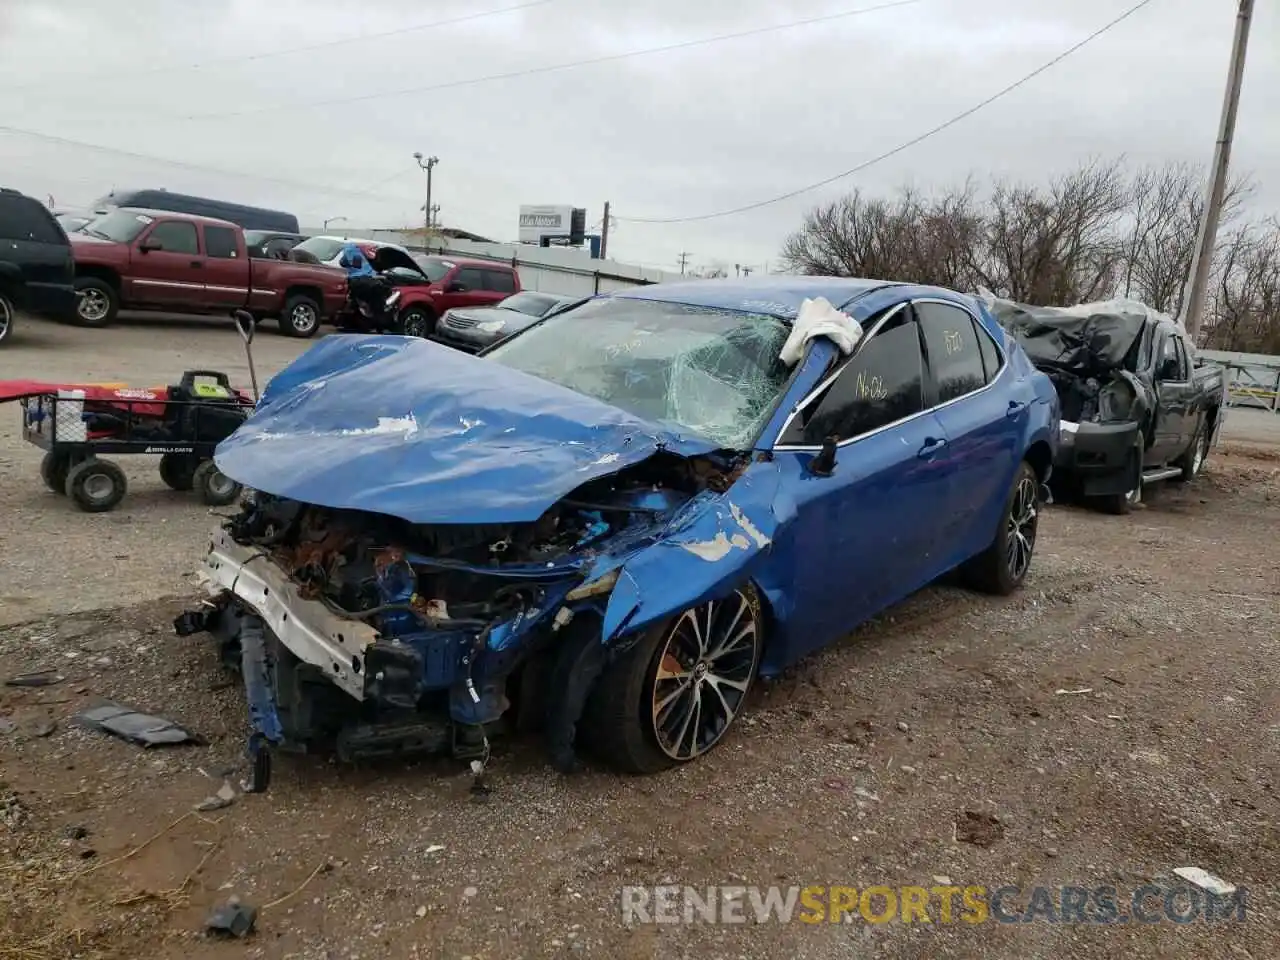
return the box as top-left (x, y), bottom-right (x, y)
top-left (183, 0), bottom-right (921, 122)
top-left (7, 0), bottom-right (564, 92)
top-left (616, 0), bottom-right (1160, 225)
top-left (0, 123), bottom-right (411, 206)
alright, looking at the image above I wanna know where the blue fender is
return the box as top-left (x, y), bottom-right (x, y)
top-left (600, 461), bottom-right (784, 643)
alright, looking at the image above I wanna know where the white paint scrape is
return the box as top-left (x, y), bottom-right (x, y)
top-left (681, 530), bottom-right (750, 562)
top-left (730, 502), bottom-right (771, 548)
top-left (680, 502), bottom-right (771, 561)
top-left (779, 297), bottom-right (863, 366)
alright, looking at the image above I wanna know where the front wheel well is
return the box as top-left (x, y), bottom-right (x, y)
top-left (75, 265), bottom-right (121, 291)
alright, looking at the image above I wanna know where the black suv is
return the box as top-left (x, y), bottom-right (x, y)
top-left (0, 187), bottom-right (77, 344)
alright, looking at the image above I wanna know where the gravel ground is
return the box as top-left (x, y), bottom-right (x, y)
top-left (1, 315), bottom-right (1279, 959)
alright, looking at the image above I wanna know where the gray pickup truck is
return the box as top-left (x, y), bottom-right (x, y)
top-left (986, 295), bottom-right (1226, 515)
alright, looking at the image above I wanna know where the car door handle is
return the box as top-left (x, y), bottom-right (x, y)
top-left (190, 261), bottom-right (203, 268)
top-left (1006, 400), bottom-right (1027, 418)
top-left (917, 436), bottom-right (947, 459)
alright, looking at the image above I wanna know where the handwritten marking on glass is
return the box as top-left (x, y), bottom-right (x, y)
top-left (856, 369), bottom-right (888, 400)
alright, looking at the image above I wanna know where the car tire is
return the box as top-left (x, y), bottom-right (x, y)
top-left (40, 451), bottom-right (72, 494)
top-left (280, 295), bottom-right (321, 338)
top-left (0, 287), bottom-right (15, 345)
top-left (581, 583), bottom-right (763, 774)
top-left (72, 277), bottom-right (119, 328)
top-left (1178, 423), bottom-right (1210, 482)
top-left (400, 307), bottom-right (435, 339)
top-left (158, 452), bottom-right (198, 491)
top-left (193, 459), bottom-right (242, 506)
top-left (963, 460), bottom-right (1040, 595)
top-left (65, 458), bottom-right (127, 513)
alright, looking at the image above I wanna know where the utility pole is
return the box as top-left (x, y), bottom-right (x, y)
top-left (677, 251), bottom-right (691, 275)
top-left (599, 200), bottom-right (611, 260)
top-left (1183, 0), bottom-right (1255, 342)
top-left (413, 152), bottom-right (439, 246)
top-left (429, 204), bottom-right (441, 229)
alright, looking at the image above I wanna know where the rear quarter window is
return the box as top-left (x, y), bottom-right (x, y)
top-left (0, 194), bottom-right (67, 244)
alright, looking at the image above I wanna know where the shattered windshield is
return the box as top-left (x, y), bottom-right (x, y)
top-left (485, 297), bottom-right (791, 447)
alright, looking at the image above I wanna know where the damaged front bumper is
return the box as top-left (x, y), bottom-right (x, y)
top-left (1054, 418), bottom-right (1142, 495)
top-left (184, 526), bottom-right (597, 776)
top-left (199, 529), bottom-right (377, 701)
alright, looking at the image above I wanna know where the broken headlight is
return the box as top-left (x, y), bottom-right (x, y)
top-left (564, 568), bottom-right (620, 602)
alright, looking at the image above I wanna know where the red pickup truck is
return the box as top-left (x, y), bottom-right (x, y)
top-left (70, 209), bottom-right (348, 337)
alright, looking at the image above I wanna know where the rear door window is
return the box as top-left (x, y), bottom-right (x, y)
top-left (483, 269), bottom-right (517, 293)
top-left (0, 194), bottom-right (66, 244)
top-left (916, 301), bottom-right (988, 405)
top-left (204, 226), bottom-right (239, 259)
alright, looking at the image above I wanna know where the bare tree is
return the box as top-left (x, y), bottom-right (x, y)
top-left (779, 158), bottom-right (1279, 352)
top-left (1120, 163), bottom-right (1252, 316)
top-left (1205, 219), bottom-right (1280, 353)
top-left (974, 159), bottom-right (1128, 305)
top-left (780, 183), bottom-right (985, 289)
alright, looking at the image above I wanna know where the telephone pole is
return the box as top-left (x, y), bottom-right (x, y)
top-left (1182, 0), bottom-right (1255, 342)
top-left (677, 251), bottom-right (691, 275)
top-left (413, 152), bottom-right (438, 245)
top-left (599, 200), bottom-right (611, 260)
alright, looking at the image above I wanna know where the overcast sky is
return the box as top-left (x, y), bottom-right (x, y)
top-left (0, 0), bottom-right (1275, 274)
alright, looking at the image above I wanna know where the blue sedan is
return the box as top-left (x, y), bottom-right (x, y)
top-left (195, 276), bottom-right (1060, 779)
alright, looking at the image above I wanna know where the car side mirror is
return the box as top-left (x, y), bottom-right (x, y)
top-left (445, 281), bottom-right (467, 293)
top-left (1158, 357), bottom-right (1179, 380)
top-left (809, 435), bottom-right (839, 476)
top-left (138, 239), bottom-right (162, 253)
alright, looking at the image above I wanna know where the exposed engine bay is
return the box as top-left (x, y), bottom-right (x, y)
top-left (177, 450), bottom-right (746, 786)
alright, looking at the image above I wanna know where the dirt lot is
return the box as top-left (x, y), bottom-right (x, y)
top-left (2, 316), bottom-right (1279, 959)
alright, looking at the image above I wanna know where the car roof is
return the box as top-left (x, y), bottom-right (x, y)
top-left (116, 206), bottom-right (240, 230)
top-left (417, 254), bottom-right (513, 270)
top-left (611, 276), bottom-right (901, 319)
top-left (609, 276), bottom-right (994, 323)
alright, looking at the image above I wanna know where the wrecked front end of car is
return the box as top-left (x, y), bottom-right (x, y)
top-left (175, 333), bottom-right (768, 787)
top-left (982, 293), bottom-right (1156, 497)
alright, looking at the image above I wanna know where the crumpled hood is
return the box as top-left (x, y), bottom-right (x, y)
top-left (214, 335), bottom-right (717, 525)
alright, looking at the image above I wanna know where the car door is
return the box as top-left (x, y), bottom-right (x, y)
top-left (1150, 330), bottom-right (1189, 463)
top-left (129, 218), bottom-right (205, 308)
top-left (200, 225), bottom-right (251, 310)
top-left (915, 299), bottom-right (1023, 561)
top-left (771, 305), bottom-right (955, 655)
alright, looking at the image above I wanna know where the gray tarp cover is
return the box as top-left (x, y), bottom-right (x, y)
top-left (984, 296), bottom-right (1153, 376)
